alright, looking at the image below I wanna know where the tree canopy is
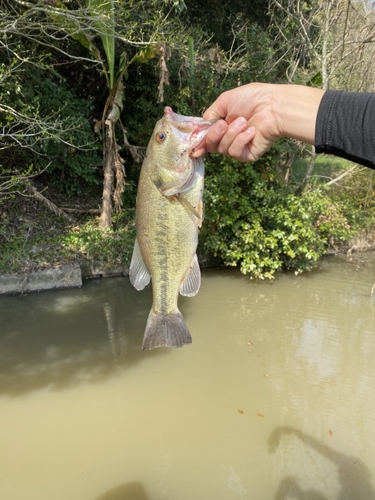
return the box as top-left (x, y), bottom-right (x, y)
top-left (1, 0), bottom-right (375, 277)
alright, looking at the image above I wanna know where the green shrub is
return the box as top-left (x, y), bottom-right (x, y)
top-left (0, 61), bottom-right (102, 196)
top-left (61, 210), bottom-right (136, 266)
top-left (200, 155), bottom-right (352, 279)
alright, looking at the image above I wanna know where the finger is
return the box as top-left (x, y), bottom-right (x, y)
top-left (203, 110), bottom-right (223, 121)
top-left (227, 127), bottom-right (257, 162)
top-left (190, 146), bottom-right (206, 158)
top-left (204, 119), bottom-right (228, 153)
top-left (191, 119), bottom-right (228, 157)
top-left (214, 117), bottom-right (248, 155)
top-left (203, 95), bottom-right (228, 121)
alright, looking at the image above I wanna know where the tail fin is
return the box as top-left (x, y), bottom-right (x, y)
top-left (141, 309), bottom-right (192, 350)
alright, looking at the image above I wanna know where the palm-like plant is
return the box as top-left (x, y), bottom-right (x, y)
top-left (50, 0), bottom-right (166, 230)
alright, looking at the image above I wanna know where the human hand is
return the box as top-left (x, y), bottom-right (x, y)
top-left (192, 83), bottom-right (281, 162)
top-left (192, 82), bottom-right (322, 162)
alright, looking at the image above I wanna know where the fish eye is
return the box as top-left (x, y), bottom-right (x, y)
top-left (155, 131), bottom-right (166, 143)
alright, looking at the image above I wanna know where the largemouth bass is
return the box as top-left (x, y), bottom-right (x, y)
top-left (129, 106), bottom-right (215, 350)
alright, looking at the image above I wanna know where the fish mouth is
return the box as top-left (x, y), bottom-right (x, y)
top-left (164, 106), bottom-right (217, 151)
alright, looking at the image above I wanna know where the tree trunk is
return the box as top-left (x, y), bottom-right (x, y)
top-left (99, 119), bottom-right (115, 231)
top-left (296, 148), bottom-right (316, 195)
top-left (99, 83), bottom-right (125, 232)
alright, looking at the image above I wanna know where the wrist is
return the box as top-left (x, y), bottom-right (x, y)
top-left (273, 84), bottom-right (325, 145)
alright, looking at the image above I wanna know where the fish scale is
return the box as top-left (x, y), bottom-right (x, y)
top-left (129, 107), bottom-right (215, 350)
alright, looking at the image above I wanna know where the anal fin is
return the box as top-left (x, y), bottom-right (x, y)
top-left (180, 254), bottom-right (201, 297)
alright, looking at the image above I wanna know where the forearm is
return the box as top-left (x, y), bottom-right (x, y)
top-left (315, 90), bottom-right (375, 169)
top-left (197, 82), bottom-right (375, 167)
top-left (272, 84), bottom-right (325, 145)
top-left (197, 83), bottom-right (326, 162)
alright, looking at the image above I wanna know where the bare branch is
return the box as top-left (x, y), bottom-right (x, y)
top-left (21, 180), bottom-right (72, 220)
top-left (268, 0), bottom-right (375, 91)
top-left (325, 164), bottom-right (360, 186)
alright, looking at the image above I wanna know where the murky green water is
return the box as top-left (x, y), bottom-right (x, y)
top-left (1, 254), bottom-right (375, 500)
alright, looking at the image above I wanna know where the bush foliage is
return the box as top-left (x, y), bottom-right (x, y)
top-left (1, 1), bottom-right (371, 277)
top-left (0, 56), bottom-right (102, 197)
top-left (200, 155), bottom-right (352, 279)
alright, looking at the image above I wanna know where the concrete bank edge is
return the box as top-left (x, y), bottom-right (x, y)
top-left (0, 260), bottom-right (130, 295)
top-left (1, 234), bottom-right (373, 295)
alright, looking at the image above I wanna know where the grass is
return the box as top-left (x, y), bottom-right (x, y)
top-left (0, 194), bottom-right (136, 275)
top-left (1, 154), bottom-right (375, 276)
top-left (291, 154), bottom-right (354, 187)
top-left (291, 154), bottom-right (375, 233)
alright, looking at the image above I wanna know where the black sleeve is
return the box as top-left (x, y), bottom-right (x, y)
top-left (315, 90), bottom-right (375, 169)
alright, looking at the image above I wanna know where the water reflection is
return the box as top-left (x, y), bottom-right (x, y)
top-left (0, 279), bottom-right (167, 397)
top-left (0, 254), bottom-right (375, 499)
top-left (103, 302), bottom-right (128, 362)
top-left (270, 427), bottom-right (375, 500)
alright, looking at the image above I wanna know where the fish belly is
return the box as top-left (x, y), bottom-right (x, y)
top-left (135, 171), bottom-right (202, 350)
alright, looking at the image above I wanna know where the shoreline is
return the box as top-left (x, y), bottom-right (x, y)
top-left (1, 232), bottom-right (374, 295)
top-left (0, 259), bottom-right (130, 295)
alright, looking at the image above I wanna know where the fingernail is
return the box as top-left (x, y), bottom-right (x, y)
top-left (214, 120), bottom-right (227, 132)
top-left (233, 117), bottom-right (247, 129)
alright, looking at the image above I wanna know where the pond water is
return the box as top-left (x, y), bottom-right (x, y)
top-left (1, 254), bottom-right (375, 500)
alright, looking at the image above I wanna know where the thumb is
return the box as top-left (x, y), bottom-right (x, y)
top-left (203, 109), bottom-right (223, 121)
top-left (203, 96), bottom-right (228, 121)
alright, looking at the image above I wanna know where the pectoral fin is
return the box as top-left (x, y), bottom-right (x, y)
top-left (129, 239), bottom-right (151, 290)
top-left (180, 254), bottom-right (201, 297)
top-left (196, 199), bottom-right (204, 227)
top-left (175, 194), bottom-right (202, 222)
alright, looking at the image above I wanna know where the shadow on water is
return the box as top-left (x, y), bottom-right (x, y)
top-left (269, 426), bottom-right (375, 500)
top-left (94, 482), bottom-right (148, 500)
top-left (0, 277), bottom-right (168, 398)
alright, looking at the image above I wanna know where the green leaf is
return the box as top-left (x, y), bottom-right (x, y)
top-left (306, 72), bottom-right (322, 87)
top-left (86, 0), bottom-right (115, 89)
top-left (130, 45), bottom-right (156, 64)
top-left (188, 36), bottom-right (195, 77)
top-left (47, 1), bottom-right (102, 62)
